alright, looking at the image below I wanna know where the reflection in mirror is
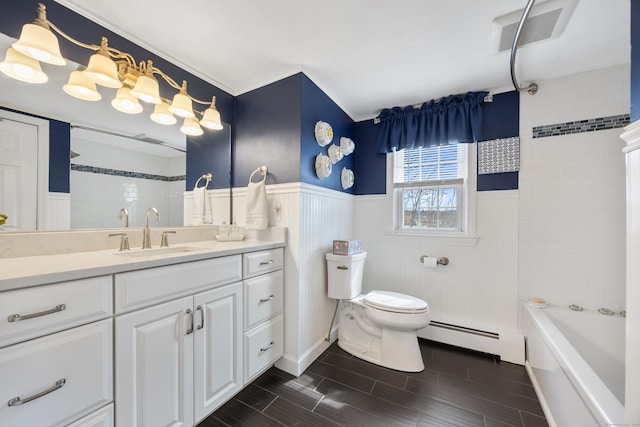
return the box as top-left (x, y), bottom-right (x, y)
top-left (0, 31), bottom-right (231, 231)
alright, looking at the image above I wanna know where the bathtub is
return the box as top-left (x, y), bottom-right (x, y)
top-left (523, 303), bottom-right (625, 427)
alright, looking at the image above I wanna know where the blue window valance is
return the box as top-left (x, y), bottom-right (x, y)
top-left (375, 91), bottom-right (488, 153)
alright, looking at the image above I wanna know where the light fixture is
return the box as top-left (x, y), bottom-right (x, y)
top-left (3, 3), bottom-right (222, 133)
top-left (82, 37), bottom-right (122, 88)
top-left (63, 69), bottom-right (101, 101)
top-left (12, 3), bottom-right (65, 65)
top-left (150, 101), bottom-right (177, 125)
top-left (200, 96), bottom-right (223, 130)
top-left (130, 60), bottom-right (161, 104)
top-left (169, 81), bottom-right (195, 118)
top-left (111, 87), bottom-right (143, 114)
top-left (180, 117), bottom-right (203, 136)
top-left (0, 47), bottom-right (48, 83)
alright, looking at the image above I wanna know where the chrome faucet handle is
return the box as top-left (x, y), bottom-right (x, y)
top-left (109, 233), bottom-right (130, 251)
top-left (160, 230), bottom-right (176, 247)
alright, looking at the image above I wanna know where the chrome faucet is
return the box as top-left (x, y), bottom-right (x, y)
top-left (118, 208), bottom-right (129, 227)
top-left (142, 207), bottom-right (159, 249)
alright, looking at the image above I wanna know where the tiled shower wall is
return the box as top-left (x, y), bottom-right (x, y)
top-left (518, 65), bottom-right (629, 312)
top-left (70, 137), bottom-right (185, 228)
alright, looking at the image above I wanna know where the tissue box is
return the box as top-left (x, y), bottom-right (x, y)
top-left (333, 240), bottom-right (362, 255)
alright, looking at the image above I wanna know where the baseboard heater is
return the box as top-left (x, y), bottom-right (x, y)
top-left (420, 321), bottom-right (524, 365)
top-left (428, 321), bottom-right (499, 339)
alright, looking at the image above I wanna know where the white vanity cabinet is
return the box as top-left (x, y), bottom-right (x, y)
top-left (115, 256), bottom-right (244, 427)
top-left (243, 249), bottom-right (284, 383)
top-left (0, 276), bottom-right (113, 427)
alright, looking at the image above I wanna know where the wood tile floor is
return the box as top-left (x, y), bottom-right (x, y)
top-left (197, 339), bottom-right (548, 427)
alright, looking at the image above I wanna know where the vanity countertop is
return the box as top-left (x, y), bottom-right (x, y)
top-left (0, 238), bottom-right (285, 292)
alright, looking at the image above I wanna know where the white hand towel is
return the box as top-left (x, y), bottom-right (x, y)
top-left (192, 186), bottom-right (206, 225)
top-left (245, 180), bottom-right (268, 229)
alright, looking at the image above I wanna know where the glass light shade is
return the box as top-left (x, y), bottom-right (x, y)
top-left (150, 102), bottom-right (177, 125)
top-left (130, 74), bottom-right (161, 104)
top-left (180, 117), bottom-right (203, 136)
top-left (83, 52), bottom-right (122, 88)
top-left (12, 23), bottom-right (66, 66)
top-left (169, 91), bottom-right (194, 118)
top-left (63, 70), bottom-right (101, 101)
top-left (200, 106), bottom-right (223, 130)
top-left (0, 47), bottom-right (48, 83)
top-left (111, 87), bottom-right (143, 114)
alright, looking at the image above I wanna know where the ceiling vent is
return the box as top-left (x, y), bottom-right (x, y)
top-left (490, 0), bottom-right (577, 55)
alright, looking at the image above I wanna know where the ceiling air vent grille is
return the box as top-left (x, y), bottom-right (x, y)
top-left (490, 0), bottom-right (577, 55)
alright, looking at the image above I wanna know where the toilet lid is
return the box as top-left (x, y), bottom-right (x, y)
top-left (362, 291), bottom-right (429, 313)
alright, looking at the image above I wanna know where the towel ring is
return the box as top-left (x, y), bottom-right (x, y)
top-left (195, 173), bottom-right (212, 189)
top-left (249, 165), bottom-right (268, 183)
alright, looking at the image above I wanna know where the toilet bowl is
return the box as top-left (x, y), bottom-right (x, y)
top-left (326, 252), bottom-right (430, 372)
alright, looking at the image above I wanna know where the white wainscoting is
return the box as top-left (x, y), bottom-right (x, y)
top-left (232, 183), bottom-right (354, 376)
top-left (47, 192), bottom-right (71, 230)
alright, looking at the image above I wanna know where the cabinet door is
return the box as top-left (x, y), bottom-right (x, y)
top-left (116, 296), bottom-right (194, 427)
top-left (193, 282), bottom-right (243, 423)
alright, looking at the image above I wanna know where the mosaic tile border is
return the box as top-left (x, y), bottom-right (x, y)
top-left (532, 114), bottom-right (629, 139)
top-left (71, 164), bottom-right (186, 182)
top-left (478, 136), bottom-right (520, 175)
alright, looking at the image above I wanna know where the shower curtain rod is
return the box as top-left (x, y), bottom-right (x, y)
top-left (510, 0), bottom-right (539, 95)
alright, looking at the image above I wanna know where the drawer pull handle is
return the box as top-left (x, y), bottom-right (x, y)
top-left (196, 305), bottom-right (204, 330)
top-left (8, 378), bottom-right (66, 407)
top-left (185, 309), bottom-right (194, 335)
top-left (337, 265), bottom-right (349, 270)
top-left (259, 341), bottom-right (274, 353)
top-left (8, 304), bottom-right (66, 322)
top-left (259, 295), bottom-right (275, 303)
top-left (259, 260), bottom-right (275, 266)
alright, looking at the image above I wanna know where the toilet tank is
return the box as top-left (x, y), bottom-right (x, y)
top-left (326, 252), bottom-right (367, 299)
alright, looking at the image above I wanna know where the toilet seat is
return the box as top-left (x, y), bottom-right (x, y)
top-left (362, 290), bottom-right (429, 314)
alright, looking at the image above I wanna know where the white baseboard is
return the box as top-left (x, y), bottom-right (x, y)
top-left (275, 327), bottom-right (338, 377)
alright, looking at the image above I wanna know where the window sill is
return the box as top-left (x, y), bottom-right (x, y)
top-left (383, 229), bottom-right (479, 246)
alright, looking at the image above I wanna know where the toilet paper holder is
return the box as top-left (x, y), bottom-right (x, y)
top-left (420, 255), bottom-right (449, 266)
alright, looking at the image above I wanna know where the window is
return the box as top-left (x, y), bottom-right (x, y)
top-left (393, 143), bottom-right (467, 232)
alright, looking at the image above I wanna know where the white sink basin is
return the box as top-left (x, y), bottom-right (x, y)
top-left (113, 246), bottom-right (203, 258)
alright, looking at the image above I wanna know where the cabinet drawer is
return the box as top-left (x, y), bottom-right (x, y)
top-left (0, 276), bottom-right (112, 348)
top-left (243, 248), bottom-right (284, 278)
top-left (0, 319), bottom-right (113, 427)
top-left (244, 314), bottom-right (283, 383)
top-left (66, 403), bottom-right (113, 427)
top-left (245, 271), bottom-right (283, 329)
top-left (115, 255), bottom-right (242, 313)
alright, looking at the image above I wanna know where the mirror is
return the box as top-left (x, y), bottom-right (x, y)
top-left (0, 32), bottom-right (231, 231)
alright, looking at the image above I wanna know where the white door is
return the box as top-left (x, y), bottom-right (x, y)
top-left (115, 296), bottom-right (194, 427)
top-left (0, 117), bottom-right (39, 230)
top-left (193, 282), bottom-right (243, 423)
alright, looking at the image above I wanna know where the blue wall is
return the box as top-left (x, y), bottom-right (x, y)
top-left (632, 0), bottom-right (640, 122)
top-left (300, 74), bottom-right (355, 192)
top-left (477, 90), bottom-right (520, 191)
top-left (353, 120), bottom-right (386, 195)
top-left (0, 0), bottom-right (233, 192)
top-left (234, 74), bottom-right (301, 187)
top-left (234, 73), bottom-right (356, 192)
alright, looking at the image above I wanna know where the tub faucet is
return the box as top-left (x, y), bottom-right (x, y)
top-left (142, 207), bottom-right (159, 249)
top-left (118, 208), bottom-right (129, 227)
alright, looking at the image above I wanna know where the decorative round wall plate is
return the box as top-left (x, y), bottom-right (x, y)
top-left (315, 153), bottom-right (332, 178)
top-left (315, 121), bottom-right (333, 146)
top-left (341, 167), bottom-right (354, 189)
top-left (327, 144), bottom-right (343, 164)
top-left (340, 137), bottom-right (355, 156)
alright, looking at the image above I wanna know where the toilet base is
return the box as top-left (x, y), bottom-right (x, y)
top-left (337, 306), bottom-right (425, 372)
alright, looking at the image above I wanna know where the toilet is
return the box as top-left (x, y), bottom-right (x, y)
top-left (326, 252), bottom-right (430, 372)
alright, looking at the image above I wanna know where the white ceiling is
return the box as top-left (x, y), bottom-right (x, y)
top-left (50, 0), bottom-right (630, 121)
